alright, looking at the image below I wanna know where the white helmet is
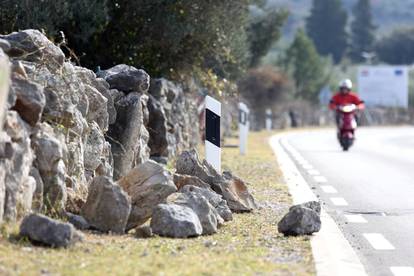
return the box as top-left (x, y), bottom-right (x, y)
top-left (339, 79), bottom-right (353, 90)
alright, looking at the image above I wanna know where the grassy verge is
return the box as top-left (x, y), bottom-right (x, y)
top-left (0, 131), bottom-right (314, 276)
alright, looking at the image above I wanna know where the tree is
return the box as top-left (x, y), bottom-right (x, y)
top-left (0, 0), bottom-right (288, 93)
top-left (0, 0), bottom-right (108, 43)
top-left (0, 0), bottom-right (254, 82)
top-left (83, 0), bottom-right (252, 81)
top-left (350, 0), bottom-right (376, 62)
top-left (306, 0), bottom-right (348, 63)
top-left (376, 27), bottom-right (414, 65)
top-left (282, 30), bottom-right (329, 103)
top-left (238, 66), bottom-right (291, 127)
top-left (246, 9), bottom-right (288, 67)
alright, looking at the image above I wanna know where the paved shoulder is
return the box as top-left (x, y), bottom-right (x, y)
top-left (274, 127), bottom-right (414, 276)
top-left (270, 134), bottom-right (367, 276)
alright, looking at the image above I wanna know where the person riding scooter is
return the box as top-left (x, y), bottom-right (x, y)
top-left (329, 79), bottom-right (365, 124)
top-left (329, 79), bottom-right (365, 150)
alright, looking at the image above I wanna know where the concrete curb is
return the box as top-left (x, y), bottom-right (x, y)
top-left (269, 134), bottom-right (367, 276)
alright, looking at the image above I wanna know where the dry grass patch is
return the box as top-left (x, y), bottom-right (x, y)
top-left (0, 131), bottom-right (314, 276)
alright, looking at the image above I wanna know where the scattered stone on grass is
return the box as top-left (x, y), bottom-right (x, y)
top-left (278, 201), bottom-right (321, 236)
top-left (66, 212), bottom-right (90, 230)
top-left (173, 173), bottom-right (210, 190)
top-left (117, 160), bottom-right (177, 230)
top-left (134, 225), bottom-right (153, 239)
top-left (81, 176), bottom-right (131, 234)
top-left (180, 185), bottom-right (232, 222)
top-left (20, 213), bottom-right (83, 248)
top-left (150, 203), bottom-right (202, 238)
top-left (176, 150), bottom-right (257, 212)
top-left (173, 191), bottom-right (221, 235)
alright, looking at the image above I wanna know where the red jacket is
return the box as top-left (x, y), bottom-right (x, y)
top-left (329, 92), bottom-right (365, 110)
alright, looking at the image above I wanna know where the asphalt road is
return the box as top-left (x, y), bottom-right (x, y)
top-left (282, 127), bottom-right (414, 276)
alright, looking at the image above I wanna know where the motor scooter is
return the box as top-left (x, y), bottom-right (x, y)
top-left (336, 104), bottom-right (358, 151)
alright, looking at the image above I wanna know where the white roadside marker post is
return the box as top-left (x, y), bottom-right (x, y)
top-left (238, 102), bottom-right (249, 155)
top-left (205, 95), bottom-right (221, 173)
top-left (265, 108), bottom-right (272, 131)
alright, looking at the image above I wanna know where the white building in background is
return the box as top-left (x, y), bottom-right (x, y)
top-left (357, 66), bottom-right (409, 108)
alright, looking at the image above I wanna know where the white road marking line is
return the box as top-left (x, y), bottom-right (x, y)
top-left (344, 214), bottom-right (367, 223)
top-left (320, 185), bottom-right (337, 194)
top-left (330, 197), bottom-right (348, 206)
top-left (314, 176), bottom-right (328, 183)
top-left (390, 266), bottom-right (414, 276)
top-left (293, 154), bottom-right (304, 160)
top-left (295, 158), bottom-right (307, 164)
top-left (363, 233), bottom-right (395, 250)
top-left (302, 164), bottom-right (313, 170)
top-left (288, 148), bottom-right (299, 155)
top-left (307, 169), bottom-right (320, 176)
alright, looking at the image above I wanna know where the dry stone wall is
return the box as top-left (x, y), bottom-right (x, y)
top-left (0, 29), bottom-right (200, 224)
top-left (0, 29), bottom-right (258, 243)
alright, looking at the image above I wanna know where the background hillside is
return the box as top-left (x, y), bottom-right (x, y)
top-left (267, 0), bottom-right (414, 39)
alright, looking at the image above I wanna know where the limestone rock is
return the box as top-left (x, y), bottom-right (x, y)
top-left (278, 202), bottom-right (322, 236)
top-left (148, 78), bottom-right (199, 158)
top-left (84, 121), bottom-right (108, 173)
top-left (108, 89), bottom-right (124, 106)
top-left (0, 131), bottom-right (10, 223)
top-left (150, 203), bottom-right (202, 238)
top-left (2, 111), bottom-right (35, 221)
top-left (94, 141), bottom-right (113, 178)
top-left (0, 161), bottom-right (5, 223)
top-left (0, 30), bottom-right (65, 72)
top-left (25, 61), bottom-right (91, 195)
top-left (176, 150), bottom-right (257, 212)
top-left (74, 66), bottom-right (116, 126)
top-left (0, 38), bottom-right (11, 52)
top-left (175, 150), bottom-right (213, 184)
top-left (150, 156), bottom-right (168, 165)
top-left (66, 212), bottom-right (90, 230)
top-left (20, 213), bottom-right (83, 248)
top-left (19, 176), bottom-right (37, 215)
top-left (134, 225), bottom-right (153, 238)
top-left (83, 84), bottom-right (108, 131)
top-left (296, 201), bottom-right (321, 215)
top-left (108, 92), bottom-right (150, 179)
top-left (10, 74), bottom-right (45, 126)
top-left (81, 176), bottom-right (131, 234)
top-left (11, 60), bottom-right (29, 79)
top-left (147, 95), bottom-right (169, 158)
top-left (0, 48), bottom-right (9, 208)
top-left (148, 78), bottom-right (172, 100)
top-left (0, 47), bottom-right (10, 130)
top-left (117, 160), bottom-right (177, 230)
top-left (29, 167), bottom-right (44, 212)
top-left (32, 124), bottom-right (67, 212)
top-left (180, 185), bottom-right (232, 222)
top-left (97, 64), bottom-right (150, 93)
top-left (173, 192), bottom-right (220, 235)
top-left (173, 173), bottom-right (211, 190)
top-left (217, 171), bottom-right (258, 212)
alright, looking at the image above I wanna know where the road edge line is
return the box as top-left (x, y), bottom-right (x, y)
top-left (269, 134), bottom-right (367, 276)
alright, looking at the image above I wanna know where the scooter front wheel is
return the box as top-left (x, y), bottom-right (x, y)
top-left (340, 137), bottom-right (353, 151)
